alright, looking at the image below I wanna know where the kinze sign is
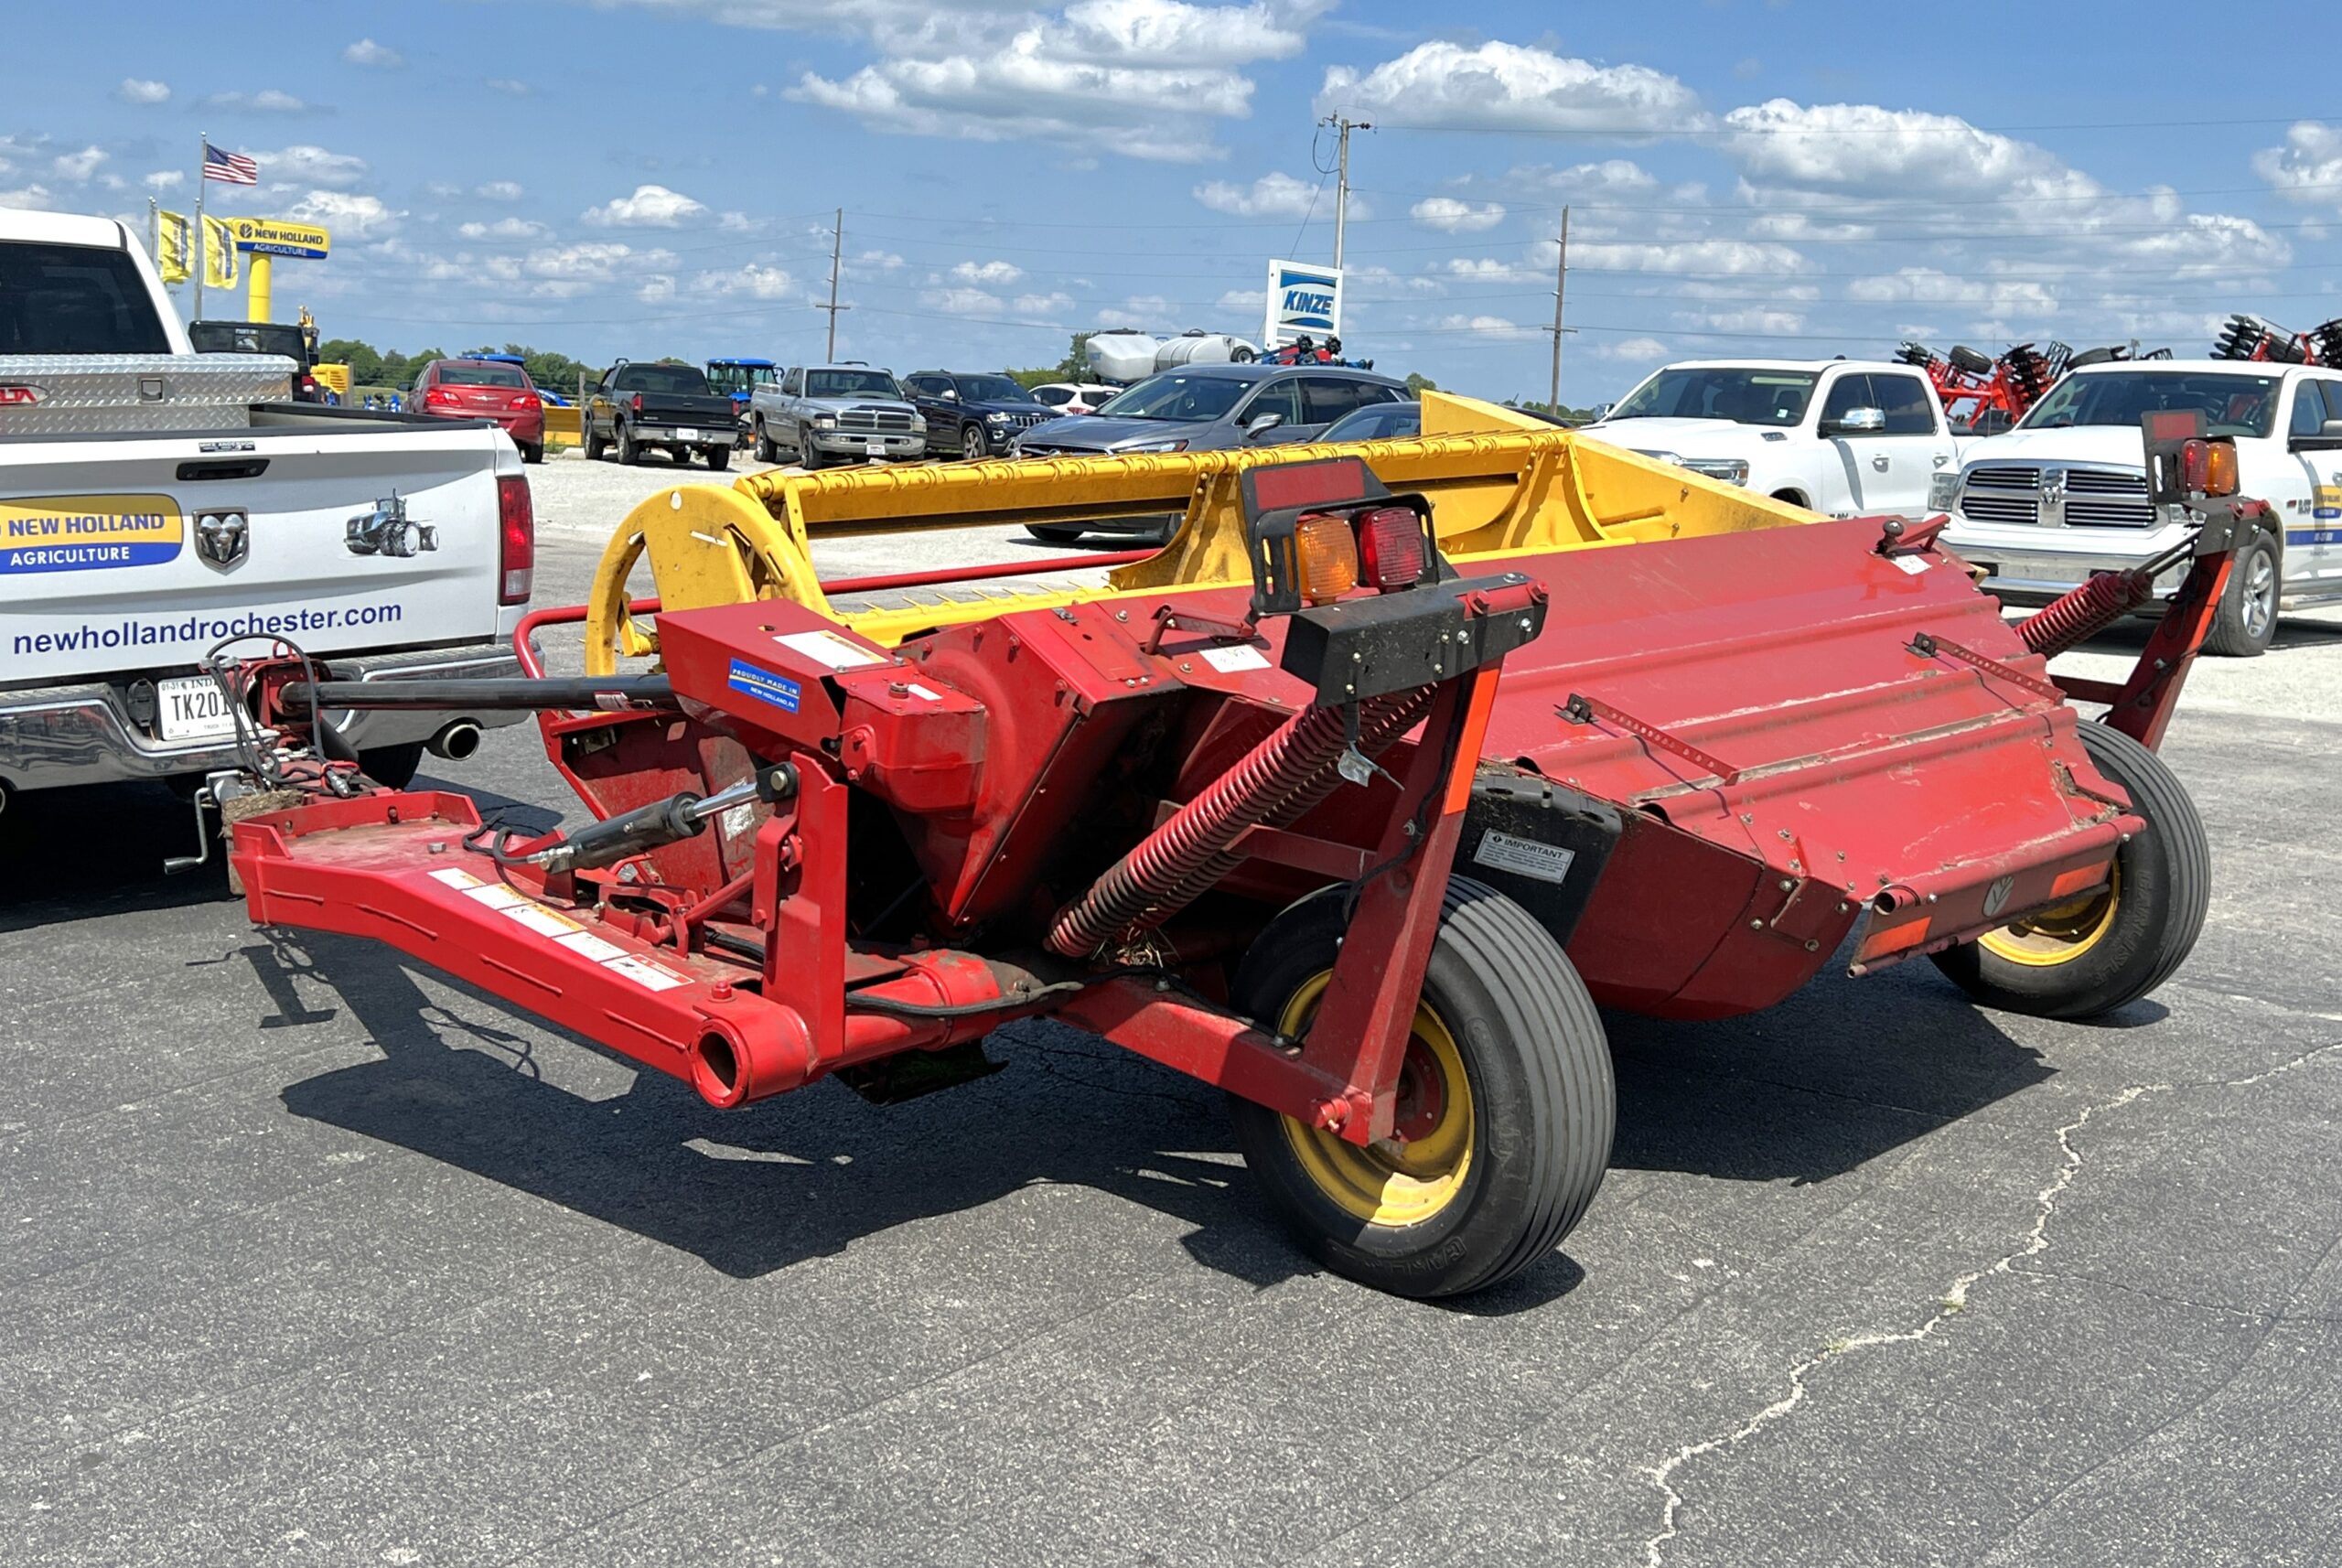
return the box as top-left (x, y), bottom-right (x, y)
top-left (230, 218), bottom-right (332, 260)
top-left (1263, 258), bottom-right (1342, 349)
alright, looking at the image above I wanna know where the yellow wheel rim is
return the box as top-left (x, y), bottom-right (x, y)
top-left (1976, 863), bottom-right (2122, 968)
top-left (582, 484), bottom-right (833, 676)
top-left (1278, 973), bottom-right (1475, 1227)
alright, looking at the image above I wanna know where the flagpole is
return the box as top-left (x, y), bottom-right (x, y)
top-left (193, 132), bottom-right (206, 322)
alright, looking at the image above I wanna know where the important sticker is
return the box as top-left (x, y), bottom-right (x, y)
top-left (726, 658), bottom-right (801, 714)
top-left (603, 954), bottom-right (688, 992)
top-left (551, 929), bottom-right (628, 964)
top-left (427, 867), bottom-right (483, 889)
top-left (1472, 830), bottom-right (1577, 886)
top-left (1889, 553), bottom-right (1932, 575)
top-left (775, 628), bottom-right (886, 670)
top-left (1201, 643), bottom-right (1272, 672)
top-left (462, 882), bottom-right (531, 911)
top-left (0, 494), bottom-right (184, 575)
top-left (499, 903), bottom-right (583, 938)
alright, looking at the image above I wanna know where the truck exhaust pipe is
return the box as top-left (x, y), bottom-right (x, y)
top-left (429, 719), bottom-right (483, 761)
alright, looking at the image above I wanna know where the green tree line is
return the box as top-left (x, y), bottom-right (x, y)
top-left (314, 338), bottom-right (607, 393)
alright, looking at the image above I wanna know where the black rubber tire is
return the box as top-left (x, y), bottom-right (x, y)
top-left (1025, 524), bottom-right (1085, 544)
top-left (2067, 347), bottom-right (2121, 369)
top-left (616, 424), bottom-right (640, 466)
top-left (1949, 345), bottom-right (1993, 375)
top-left (2203, 531), bottom-right (2279, 658)
top-left (520, 441), bottom-right (544, 466)
top-left (359, 743), bottom-right (425, 789)
top-left (1930, 723), bottom-right (2209, 1019)
top-left (1230, 346), bottom-right (1256, 363)
top-left (961, 423), bottom-right (988, 460)
top-left (704, 445), bottom-right (732, 472)
top-left (584, 423), bottom-right (607, 462)
top-left (797, 425), bottom-right (825, 472)
top-left (1770, 489), bottom-right (1810, 509)
top-left (753, 418), bottom-right (777, 464)
top-left (1227, 877), bottom-right (1614, 1298)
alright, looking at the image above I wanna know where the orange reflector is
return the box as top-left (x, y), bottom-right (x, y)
top-left (2204, 440), bottom-right (2239, 498)
top-left (2049, 865), bottom-right (2109, 899)
top-left (1295, 512), bottom-right (1360, 604)
top-left (1867, 915), bottom-right (1930, 953)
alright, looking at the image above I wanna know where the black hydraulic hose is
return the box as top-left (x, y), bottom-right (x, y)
top-left (281, 676), bottom-right (675, 712)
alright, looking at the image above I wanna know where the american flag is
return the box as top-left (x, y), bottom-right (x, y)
top-left (202, 143), bottom-right (259, 185)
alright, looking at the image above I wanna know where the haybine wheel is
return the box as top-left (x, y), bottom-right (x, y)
top-left (1930, 723), bottom-right (2209, 1019)
top-left (1227, 879), bottom-right (1613, 1298)
top-left (582, 484), bottom-right (829, 676)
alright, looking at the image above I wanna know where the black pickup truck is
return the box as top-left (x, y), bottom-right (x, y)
top-left (584, 360), bottom-right (740, 469)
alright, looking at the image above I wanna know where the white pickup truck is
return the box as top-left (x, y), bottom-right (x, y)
top-left (1585, 358), bottom-right (1962, 518)
top-left (0, 209), bottom-right (534, 815)
top-left (1936, 359), bottom-right (2342, 656)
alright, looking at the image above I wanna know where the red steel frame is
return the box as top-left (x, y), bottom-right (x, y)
top-left (240, 571), bottom-right (1541, 1149)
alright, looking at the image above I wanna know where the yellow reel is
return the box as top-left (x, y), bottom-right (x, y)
top-left (581, 484), bottom-right (832, 677)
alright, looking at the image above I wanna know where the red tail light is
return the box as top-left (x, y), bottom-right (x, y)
top-left (1356, 505), bottom-right (1426, 591)
top-left (423, 387), bottom-right (459, 409)
top-left (509, 393), bottom-right (537, 411)
top-left (497, 474), bottom-right (534, 605)
top-left (630, 392), bottom-right (643, 413)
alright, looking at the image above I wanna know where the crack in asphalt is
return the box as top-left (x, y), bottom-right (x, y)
top-left (1639, 1037), bottom-right (2342, 1568)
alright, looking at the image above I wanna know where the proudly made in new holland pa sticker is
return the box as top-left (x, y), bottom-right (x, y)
top-left (725, 658), bottom-right (800, 714)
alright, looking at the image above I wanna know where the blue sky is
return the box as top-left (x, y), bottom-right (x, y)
top-left (6, 1), bottom-right (2339, 402)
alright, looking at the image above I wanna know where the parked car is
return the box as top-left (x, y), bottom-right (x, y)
top-left (748, 364), bottom-right (925, 470)
top-left (1010, 362), bottom-right (1410, 542)
top-left (901, 371), bottom-right (1055, 458)
top-left (1585, 358), bottom-right (1964, 518)
top-left (583, 360), bottom-right (738, 469)
top-left (1029, 381), bottom-right (1119, 415)
top-left (1937, 359), bottom-right (2342, 656)
top-left (0, 207), bottom-right (537, 804)
top-left (1318, 399), bottom-right (1421, 443)
top-left (188, 318), bottom-right (322, 403)
top-left (412, 356), bottom-right (547, 464)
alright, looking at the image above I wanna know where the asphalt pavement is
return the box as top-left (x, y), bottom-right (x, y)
top-left (2, 451), bottom-right (2337, 1566)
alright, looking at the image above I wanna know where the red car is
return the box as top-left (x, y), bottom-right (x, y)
top-left (413, 357), bottom-right (546, 463)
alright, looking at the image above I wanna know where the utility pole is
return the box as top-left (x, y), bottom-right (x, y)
top-left (1318, 114), bottom-right (1372, 270)
top-left (1547, 207), bottom-right (1570, 412)
top-left (822, 208), bottom-right (848, 360)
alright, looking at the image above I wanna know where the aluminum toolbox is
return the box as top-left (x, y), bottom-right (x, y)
top-left (0, 352), bottom-right (294, 437)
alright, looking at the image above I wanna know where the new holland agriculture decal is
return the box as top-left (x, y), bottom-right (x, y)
top-left (1, 494), bottom-right (183, 575)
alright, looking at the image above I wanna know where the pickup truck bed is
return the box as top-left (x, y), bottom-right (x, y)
top-left (1, 403), bottom-right (534, 796)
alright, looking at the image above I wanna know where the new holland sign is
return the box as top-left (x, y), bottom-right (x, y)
top-left (229, 218), bottom-right (331, 260)
top-left (1263, 259), bottom-right (1342, 349)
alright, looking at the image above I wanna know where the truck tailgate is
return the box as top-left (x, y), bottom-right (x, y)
top-left (2, 423), bottom-right (513, 684)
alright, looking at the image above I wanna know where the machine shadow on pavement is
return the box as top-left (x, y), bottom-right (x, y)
top-left (253, 916), bottom-right (2054, 1302)
top-left (0, 778), bottom-right (566, 935)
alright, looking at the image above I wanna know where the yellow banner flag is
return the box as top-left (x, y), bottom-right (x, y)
top-left (156, 210), bottom-right (192, 285)
top-left (202, 214), bottom-right (239, 290)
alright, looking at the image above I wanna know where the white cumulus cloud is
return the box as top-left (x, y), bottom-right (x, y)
top-left (951, 259), bottom-right (1026, 285)
top-left (343, 38), bottom-right (404, 69)
top-left (2254, 121), bottom-right (2342, 213)
top-left (116, 78), bottom-right (171, 105)
top-left (51, 146), bottom-right (107, 183)
top-left (253, 145), bottom-right (369, 190)
top-left (925, 286), bottom-right (1004, 316)
top-left (281, 189), bottom-right (403, 242)
top-left (1316, 40), bottom-right (1696, 134)
top-left (1411, 197), bottom-right (1505, 233)
top-left (1194, 171), bottom-right (1342, 219)
top-left (582, 184), bottom-right (708, 227)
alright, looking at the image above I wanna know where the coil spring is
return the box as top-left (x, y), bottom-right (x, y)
top-left (1045, 687), bottom-right (1427, 958)
top-left (2016, 569), bottom-right (2153, 660)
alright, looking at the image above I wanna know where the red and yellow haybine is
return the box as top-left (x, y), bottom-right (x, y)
top-left (214, 399), bottom-right (2250, 1296)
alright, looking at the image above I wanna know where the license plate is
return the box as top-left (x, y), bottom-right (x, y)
top-left (865, 440), bottom-right (886, 455)
top-left (156, 673), bottom-right (238, 742)
top-left (672, 428), bottom-right (702, 443)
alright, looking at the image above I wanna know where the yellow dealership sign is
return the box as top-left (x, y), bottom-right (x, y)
top-left (229, 218), bottom-right (332, 260)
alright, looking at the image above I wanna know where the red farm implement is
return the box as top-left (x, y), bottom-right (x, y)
top-left (207, 409), bottom-right (2251, 1297)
